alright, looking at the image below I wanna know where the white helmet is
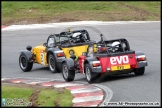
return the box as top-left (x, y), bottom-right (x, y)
top-left (112, 41), bottom-right (120, 47)
top-left (112, 41), bottom-right (120, 52)
top-left (72, 32), bottom-right (81, 38)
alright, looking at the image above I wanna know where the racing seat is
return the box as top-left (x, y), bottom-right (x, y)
top-left (117, 44), bottom-right (125, 52)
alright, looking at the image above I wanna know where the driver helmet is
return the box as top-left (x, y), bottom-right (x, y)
top-left (71, 32), bottom-right (82, 43)
top-left (72, 32), bottom-right (81, 38)
top-left (112, 41), bottom-right (120, 52)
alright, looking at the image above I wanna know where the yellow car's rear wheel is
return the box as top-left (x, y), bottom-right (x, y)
top-left (62, 62), bottom-right (75, 81)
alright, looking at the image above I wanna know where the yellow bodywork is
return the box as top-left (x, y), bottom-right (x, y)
top-left (93, 43), bottom-right (97, 52)
top-left (62, 45), bottom-right (89, 58)
top-left (31, 43), bottom-right (97, 66)
top-left (32, 44), bottom-right (48, 66)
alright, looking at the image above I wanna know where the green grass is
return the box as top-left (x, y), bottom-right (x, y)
top-left (1, 1), bottom-right (161, 25)
top-left (2, 85), bottom-right (33, 107)
top-left (38, 89), bottom-right (73, 107)
top-left (2, 85), bottom-right (32, 99)
top-left (123, 1), bottom-right (160, 14)
top-left (38, 89), bottom-right (59, 107)
top-left (59, 89), bottom-right (74, 106)
top-left (2, 85), bottom-right (73, 107)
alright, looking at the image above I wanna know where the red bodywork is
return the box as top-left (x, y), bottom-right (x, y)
top-left (78, 54), bottom-right (138, 74)
top-left (78, 55), bottom-right (86, 74)
top-left (98, 54), bottom-right (138, 75)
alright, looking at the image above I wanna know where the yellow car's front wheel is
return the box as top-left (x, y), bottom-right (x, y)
top-left (19, 53), bottom-right (33, 72)
top-left (48, 54), bottom-right (59, 73)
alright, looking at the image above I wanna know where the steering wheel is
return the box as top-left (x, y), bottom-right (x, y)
top-left (70, 38), bottom-right (76, 43)
top-left (106, 47), bottom-right (113, 53)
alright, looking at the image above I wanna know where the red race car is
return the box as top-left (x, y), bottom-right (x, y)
top-left (61, 34), bottom-right (148, 83)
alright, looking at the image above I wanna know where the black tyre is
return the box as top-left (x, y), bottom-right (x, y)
top-left (134, 67), bottom-right (145, 75)
top-left (19, 53), bottom-right (33, 72)
top-left (84, 64), bottom-right (100, 84)
top-left (48, 54), bottom-right (59, 73)
top-left (62, 62), bottom-right (75, 82)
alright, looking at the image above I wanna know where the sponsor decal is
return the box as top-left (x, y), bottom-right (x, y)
top-left (69, 49), bottom-right (75, 55)
top-left (110, 55), bottom-right (129, 65)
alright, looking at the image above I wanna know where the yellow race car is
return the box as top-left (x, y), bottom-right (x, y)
top-left (19, 29), bottom-right (96, 73)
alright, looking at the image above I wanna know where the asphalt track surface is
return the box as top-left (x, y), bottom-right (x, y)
top-left (2, 22), bottom-right (160, 106)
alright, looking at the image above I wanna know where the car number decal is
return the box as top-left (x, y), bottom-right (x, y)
top-left (40, 51), bottom-right (44, 65)
top-left (117, 66), bottom-right (124, 70)
top-left (111, 64), bottom-right (130, 71)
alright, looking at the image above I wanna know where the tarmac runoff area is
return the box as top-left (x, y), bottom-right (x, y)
top-left (1, 77), bottom-right (113, 107)
top-left (1, 21), bottom-right (159, 31)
